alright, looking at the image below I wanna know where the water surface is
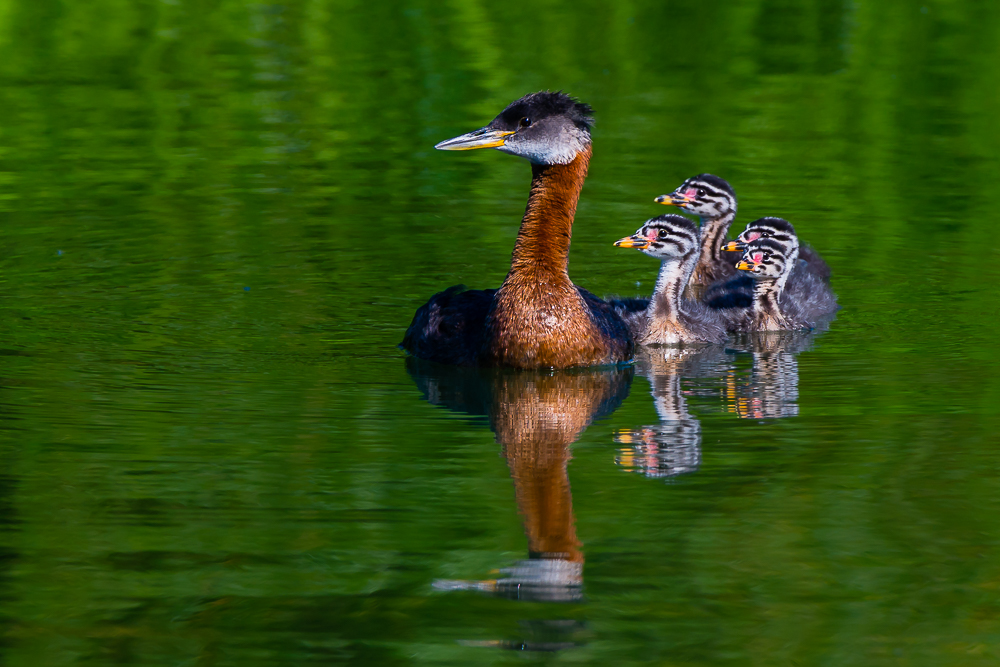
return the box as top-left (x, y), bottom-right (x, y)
top-left (2, 0), bottom-right (1000, 664)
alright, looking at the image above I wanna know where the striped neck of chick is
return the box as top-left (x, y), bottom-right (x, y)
top-left (655, 174), bottom-right (737, 288)
top-left (614, 214), bottom-right (701, 344)
top-left (736, 235), bottom-right (800, 331)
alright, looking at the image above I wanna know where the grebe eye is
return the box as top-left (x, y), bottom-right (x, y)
top-left (518, 117), bottom-right (531, 128)
top-left (697, 188), bottom-right (706, 197)
top-left (658, 229), bottom-right (668, 238)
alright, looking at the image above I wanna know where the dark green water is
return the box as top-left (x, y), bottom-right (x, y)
top-left (2, 0), bottom-right (1000, 664)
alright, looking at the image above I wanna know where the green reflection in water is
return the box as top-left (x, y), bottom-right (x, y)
top-left (1, 0), bottom-right (1000, 664)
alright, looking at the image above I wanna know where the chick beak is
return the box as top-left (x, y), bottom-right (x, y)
top-left (735, 260), bottom-right (755, 272)
top-left (723, 241), bottom-right (746, 252)
top-left (654, 193), bottom-right (694, 207)
top-left (434, 126), bottom-right (515, 150)
top-left (614, 234), bottom-right (651, 249)
top-left (614, 429), bottom-right (641, 444)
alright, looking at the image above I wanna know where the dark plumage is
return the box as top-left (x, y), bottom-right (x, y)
top-left (401, 284), bottom-right (632, 367)
top-left (401, 92), bottom-right (633, 369)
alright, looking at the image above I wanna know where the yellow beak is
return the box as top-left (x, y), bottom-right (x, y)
top-left (614, 234), bottom-right (650, 249)
top-left (654, 193), bottom-right (693, 206)
top-left (434, 127), bottom-right (515, 150)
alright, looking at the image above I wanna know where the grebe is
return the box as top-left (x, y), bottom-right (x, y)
top-left (727, 232), bottom-right (836, 331)
top-left (401, 92), bottom-right (633, 369)
top-left (706, 217), bottom-right (837, 313)
top-left (723, 216), bottom-right (831, 282)
top-left (612, 214), bottom-right (726, 345)
top-left (654, 174), bottom-right (740, 289)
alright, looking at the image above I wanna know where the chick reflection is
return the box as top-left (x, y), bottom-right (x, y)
top-left (406, 358), bottom-right (633, 604)
top-left (726, 330), bottom-right (823, 420)
top-left (615, 346), bottom-right (731, 479)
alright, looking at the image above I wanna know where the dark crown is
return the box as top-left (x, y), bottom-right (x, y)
top-left (496, 91), bottom-right (594, 132)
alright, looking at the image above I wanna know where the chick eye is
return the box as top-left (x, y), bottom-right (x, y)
top-left (658, 229), bottom-right (668, 239)
top-left (518, 117), bottom-right (531, 129)
top-left (697, 188), bottom-right (706, 197)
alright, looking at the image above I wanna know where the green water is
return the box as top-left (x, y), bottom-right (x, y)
top-left (2, 0), bottom-right (1000, 664)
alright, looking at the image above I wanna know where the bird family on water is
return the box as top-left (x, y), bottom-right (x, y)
top-left (401, 91), bottom-right (838, 370)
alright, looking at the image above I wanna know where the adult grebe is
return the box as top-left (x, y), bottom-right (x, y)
top-left (612, 215), bottom-right (726, 345)
top-left (401, 92), bottom-right (633, 369)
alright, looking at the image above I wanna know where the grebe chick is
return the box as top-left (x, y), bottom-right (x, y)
top-left (724, 216), bottom-right (831, 282)
top-left (401, 92), bottom-right (633, 369)
top-left (706, 217), bottom-right (838, 313)
top-left (728, 233), bottom-right (836, 331)
top-left (655, 174), bottom-right (739, 289)
top-left (612, 214), bottom-right (726, 345)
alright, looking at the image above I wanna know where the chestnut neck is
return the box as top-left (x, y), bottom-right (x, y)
top-left (507, 146), bottom-right (592, 278)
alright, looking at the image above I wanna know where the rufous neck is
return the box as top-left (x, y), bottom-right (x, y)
top-left (700, 210), bottom-right (737, 262)
top-left (649, 250), bottom-right (698, 322)
top-left (509, 146), bottom-right (592, 275)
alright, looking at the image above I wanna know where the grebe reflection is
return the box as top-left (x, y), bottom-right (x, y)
top-left (615, 346), bottom-right (731, 479)
top-left (616, 327), bottom-right (834, 479)
top-left (726, 329), bottom-right (826, 420)
top-left (406, 358), bottom-right (633, 604)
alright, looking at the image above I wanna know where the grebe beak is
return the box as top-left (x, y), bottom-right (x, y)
top-left (654, 193), bottom-right (693, 206)
top-left (614, 234), bottom-right (650, 249)
top-left (723, 241), bottom-right (746, 252)
top-left (435, 126), bottom-right (515, 151)
top-left (735, 260), bottom-right (754, 272)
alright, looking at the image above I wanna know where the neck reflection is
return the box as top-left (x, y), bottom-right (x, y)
top-left (727, 330), bottom-right (823, 420)
top-left (616, 346), bottom-right (731, 479)
top-left (406, 359), bottom-right (633, 603)
top-left (616, 329), bottom-right (831, 480)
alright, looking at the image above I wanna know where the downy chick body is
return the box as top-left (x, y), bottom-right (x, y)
top-left (611, 214), bottom-right (727, 345)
